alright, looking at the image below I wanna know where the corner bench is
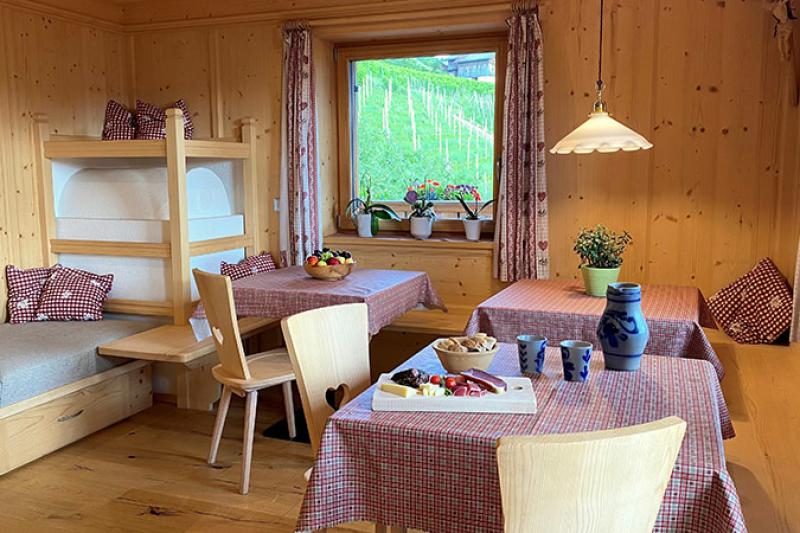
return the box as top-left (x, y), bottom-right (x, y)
top-left (0, 320), bottom-right (156, 475)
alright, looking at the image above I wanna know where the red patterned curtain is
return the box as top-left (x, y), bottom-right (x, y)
top-left (280, 23), bottom-right (321, 266)
top-left (494, 5), bottom-right (549, 282)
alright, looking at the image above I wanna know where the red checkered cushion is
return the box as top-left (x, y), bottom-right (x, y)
top-left (102, 100), bottom-right (136, 140)
top-left (134, 99), bottom-right (194, 140)
top-left (220, 252), bottom-right (277, 281)
top-left (5, 264), bottom-right (61, 323)
top-left (35, 267), bottom-right (114, 321)
top-left (707, 257), bottom-right (793, 343)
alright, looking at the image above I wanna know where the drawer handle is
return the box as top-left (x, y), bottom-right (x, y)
top-left (57, 409), bottom-right (84, 422)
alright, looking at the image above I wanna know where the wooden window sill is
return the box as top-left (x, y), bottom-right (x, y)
top-left (325, 231), bottom-right (494, 251)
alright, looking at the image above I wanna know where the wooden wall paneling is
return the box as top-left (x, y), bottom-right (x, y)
top-left (0, 4), bottom-right (129, 320)
top-left (1, 0), bottom-right (799, 319)
top-left (119, 0), bottom-right (510, 30)
top-left (645, 0), bottom-right (722, 290)
top-left (0, 7), bottom-right (13, 323)
top-left (315, 35), bottom-right (339, 238)
top-left (131, 28), bottom-right (213, 137)
top-left (543, 1), bottom-right (656, 284)
top-left (215, 23), bottom-right (283, 256)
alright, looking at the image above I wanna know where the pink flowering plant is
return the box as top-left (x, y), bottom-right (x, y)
top-left (404, 181), bottom-right (436, 218)
top-left (456, 190), bottom-right (494, 220)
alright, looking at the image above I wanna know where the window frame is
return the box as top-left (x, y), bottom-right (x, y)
top-left (335, 34), bottom-right (507, 235)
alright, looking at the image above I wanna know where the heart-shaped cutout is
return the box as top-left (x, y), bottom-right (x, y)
top-left (325, 384), bottom-right (350, 411)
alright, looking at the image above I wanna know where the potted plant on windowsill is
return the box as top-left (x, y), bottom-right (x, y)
top-left (345, 186), bottom-right (400, 238)
top-left (404, 184), bottom-right (436, 240)
top-left (574, 225), bottom-right (632, 297)
top-left (457, 188), bottom-right (494, 241)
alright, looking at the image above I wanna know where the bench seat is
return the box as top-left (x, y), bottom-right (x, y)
top-left (0, 320), bottom-right (157, 407)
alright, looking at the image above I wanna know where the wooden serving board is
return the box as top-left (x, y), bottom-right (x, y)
top-left (371, 374), bottom-right (537, 414)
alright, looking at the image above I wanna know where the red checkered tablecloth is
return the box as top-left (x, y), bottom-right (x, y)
top-left (465, 279), bottom-right (724, 379)
top-left (297, 344), bottom-right (745, 533)
top-left (222, 266), bottom-right (446, 335)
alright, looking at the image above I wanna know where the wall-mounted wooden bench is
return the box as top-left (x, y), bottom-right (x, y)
top-left (98, 317), bottom-right (279, 410)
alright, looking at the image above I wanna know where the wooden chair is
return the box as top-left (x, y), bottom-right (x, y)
top-left (283, 303), bottom-right (405, 533)
top-left (496, 416), bottom-right (687, 533)
top-left (280, 302), bottom-right (372, 456)
top-left (193, 268), bottom-right (297, 495)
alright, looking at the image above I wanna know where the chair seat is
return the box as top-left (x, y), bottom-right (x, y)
top-left (212, 349), bottom-right (295, 391)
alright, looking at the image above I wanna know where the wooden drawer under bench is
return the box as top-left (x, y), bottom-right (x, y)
top-left (0, 360), bottom-right (152, 475)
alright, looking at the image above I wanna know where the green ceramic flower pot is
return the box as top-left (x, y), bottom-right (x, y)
top-left (581, 266), bottom-right (621, 297)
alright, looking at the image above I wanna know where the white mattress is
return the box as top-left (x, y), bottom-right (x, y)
top-left (56, 215), bottom-right (245, 243)
top-left (56, 215), bottom-right (246, 301)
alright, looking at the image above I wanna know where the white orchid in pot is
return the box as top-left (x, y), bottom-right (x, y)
top-left (345, 184), bottom-right (400, 238)
top-left (404, 182), bottom-right (436, 240)
top-left (456, 187), bottom-right (494, 241)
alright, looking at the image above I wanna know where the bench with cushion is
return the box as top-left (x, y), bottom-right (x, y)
top-left (0, 319), bottom-right (158, 475)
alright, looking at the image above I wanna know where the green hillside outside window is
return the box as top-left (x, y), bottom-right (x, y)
top-left (350, 53), bottom-right (497, 208)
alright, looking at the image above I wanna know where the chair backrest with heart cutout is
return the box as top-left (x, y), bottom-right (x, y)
top-left (281, 302), bottom-right (371, 455)
top-left (192, 268), bottom-right (250, 380)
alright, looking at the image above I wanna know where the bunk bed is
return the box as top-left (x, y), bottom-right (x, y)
top-left (0, 111), bottom-right (266, 475)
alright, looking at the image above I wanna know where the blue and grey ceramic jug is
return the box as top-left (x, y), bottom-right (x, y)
top-left (596, 282), bottom-right (649, 371)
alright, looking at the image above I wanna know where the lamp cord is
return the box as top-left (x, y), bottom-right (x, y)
top-left (597, 0), bottom-right (604, 92)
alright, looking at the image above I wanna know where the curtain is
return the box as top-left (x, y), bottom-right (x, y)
top-left (279, 23), bottom-right (321, 267)
top-left (792, 237), bottom-right (800, 342)
top-left (494, 5), bottom-right (549, 282)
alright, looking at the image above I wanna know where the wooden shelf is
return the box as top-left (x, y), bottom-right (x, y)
top-left (189, 234), bottom-right (253, 256)
top-left (104, 298), bottom-right (173, 317)
top-left (98, 317), bottom-right (279, 364)
top-left (50, 239), bottom-right (171, 258)
top-left (44, 138), bottom-right (251, 160)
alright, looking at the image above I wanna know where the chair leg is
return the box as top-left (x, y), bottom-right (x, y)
top-left (240, 390), bottom-right (258, 495)
top-left (282, 380), bottom-right (297, 440)
top-left (208, 385), bottom-right (231, 464)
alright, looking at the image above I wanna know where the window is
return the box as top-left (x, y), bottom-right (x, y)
top-left (337, 37), bottom-right (505, 229)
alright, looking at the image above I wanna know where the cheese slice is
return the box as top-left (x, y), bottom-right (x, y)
top-left (380, 382), bottom-right (417, 398)
top-left (419, 383), bottom-right (446, 397)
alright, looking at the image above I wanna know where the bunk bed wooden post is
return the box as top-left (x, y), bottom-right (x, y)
top-left (166, 108), bottom-right (192, 325)
top-left (33, 113), bottom-right (57, 266)
top-left (241, 117), bottom-right (260, 255)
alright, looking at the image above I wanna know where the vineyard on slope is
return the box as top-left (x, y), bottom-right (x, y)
top-left (354, 58), bottom-right (496, 201)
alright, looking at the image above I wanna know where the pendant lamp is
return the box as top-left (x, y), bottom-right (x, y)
top-left (550, 0), bottom-right (653, 154)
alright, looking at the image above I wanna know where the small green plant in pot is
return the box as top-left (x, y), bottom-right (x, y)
top-left (345, 184), bottom-right (400, 238)
top-left (574, 225), bottom-right (632, 297)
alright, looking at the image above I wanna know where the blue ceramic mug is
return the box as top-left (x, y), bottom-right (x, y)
top-left (517, 334), bottom-right (547, 375)
top-left (559, 340), bottom-right (593, 382)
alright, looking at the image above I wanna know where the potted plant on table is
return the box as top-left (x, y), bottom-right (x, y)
top-left (574, 225), bottom-right (632, 297)
top-left (345, 184), bottom-right (400, 238)
top-left (404, 183), bottom-right (436, 240)
top-left (456, 188), bottom-right (494, 241)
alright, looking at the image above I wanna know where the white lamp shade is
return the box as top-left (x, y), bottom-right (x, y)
top-left (550, 111), bottom-right (653, 154)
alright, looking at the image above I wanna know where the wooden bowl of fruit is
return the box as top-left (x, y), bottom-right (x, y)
top-left (304, 249), bottom-right (356, 281)
top-left (433, 334), bottom-right (499, 373)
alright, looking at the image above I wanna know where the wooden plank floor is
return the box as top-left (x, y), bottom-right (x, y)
top-left (709, 329), bottom-right (800, 532)
top-left (0, 330), bottom-right (798, 532)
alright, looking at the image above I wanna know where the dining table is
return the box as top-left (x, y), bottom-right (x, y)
top-left (465, 279), bottom-right (724, 379)
top-left (195, 266), bottom-right (446, 336)
top-left (296, 343), bottom-right (745, 533)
